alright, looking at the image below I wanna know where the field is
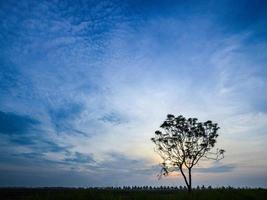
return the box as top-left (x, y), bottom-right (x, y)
top-left (0, 187), bottom-right (266, 200)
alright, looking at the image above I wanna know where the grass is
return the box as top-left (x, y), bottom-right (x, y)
top-left (0, 187), bottom-right (266, 200)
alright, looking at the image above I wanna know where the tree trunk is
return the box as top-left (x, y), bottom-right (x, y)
top-left (179, 167), bottom-right (190, 192)
top-left (188, 168), bottom-right (192, 192)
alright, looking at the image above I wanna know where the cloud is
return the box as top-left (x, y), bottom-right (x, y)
top-left (64, 152), bottom-right (95, 164)
top-left (99, 112), bottom-right (126, 124)
top-left (48, 102), bottom-right (85, 133)
top-left (0, 167), bottom-right (101, 187)
top-left (0, 111), bottom-right (39, 135)
top-left (195, 164), bottom-right (236, 173)
top-left (0, 110), bottom-right (69, 152)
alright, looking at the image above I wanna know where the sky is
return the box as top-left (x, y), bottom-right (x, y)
top-left (0, 0), bottom-right (267, 188)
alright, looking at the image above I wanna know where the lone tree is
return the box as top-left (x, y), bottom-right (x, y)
top-left (151, 114), bottom-right (225, 192)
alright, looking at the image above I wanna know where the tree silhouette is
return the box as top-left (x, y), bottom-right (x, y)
top-left (151, 114), bottom-right (225, 192)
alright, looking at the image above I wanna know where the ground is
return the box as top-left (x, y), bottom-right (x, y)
top-left (0, 188), bottom-right (266, 200)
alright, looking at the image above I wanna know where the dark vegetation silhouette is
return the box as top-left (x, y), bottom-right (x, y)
top-left (151, 114), bottom-right (225, 192)
top-left (1, 187), bottom-right (266, 200)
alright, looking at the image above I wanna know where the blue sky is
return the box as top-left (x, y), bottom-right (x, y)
top-left (0, 0), bottom-right (267, 187)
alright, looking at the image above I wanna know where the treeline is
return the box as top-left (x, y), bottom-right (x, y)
top-left (1, 186), bottom-right (263, 191)
top-left (85, 186), bottom-right (264, 191)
